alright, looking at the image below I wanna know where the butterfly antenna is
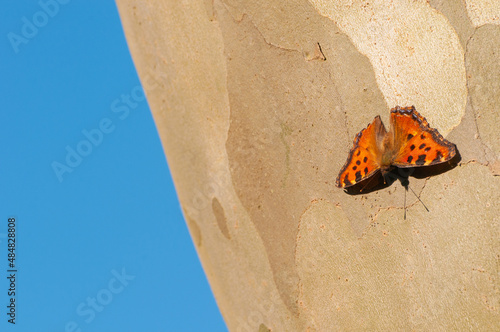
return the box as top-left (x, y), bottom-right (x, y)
top-left (408, 185), bottom-right (430, 212)
top-left (404, 184), bottom-right (407, 220)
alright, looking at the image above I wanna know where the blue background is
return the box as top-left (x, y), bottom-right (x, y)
top-left (0, 1), bottom-right (227, 331)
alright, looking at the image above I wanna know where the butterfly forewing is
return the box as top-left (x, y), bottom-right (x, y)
top-left (390, 107), bottom-right (456, 167)
top-left (336, 116), bottom-right (385, 188)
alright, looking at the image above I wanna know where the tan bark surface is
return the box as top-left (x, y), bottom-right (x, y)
top-left (116, 0), bottom-right (499, 330)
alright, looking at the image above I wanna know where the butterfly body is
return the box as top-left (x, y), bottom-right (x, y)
top-left (380, 134), bottom-right (396, 169)
top-left (336, 106), bottom-right (456, 189)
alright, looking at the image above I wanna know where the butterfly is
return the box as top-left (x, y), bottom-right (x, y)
top-left (336, 106), bottom-right (457, 189)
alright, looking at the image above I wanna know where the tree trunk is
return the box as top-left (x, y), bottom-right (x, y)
top-left (116, 0), bottom-right (499, 330)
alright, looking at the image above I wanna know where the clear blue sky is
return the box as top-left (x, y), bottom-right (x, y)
top-left (0, 2), bottom-right (226, 331)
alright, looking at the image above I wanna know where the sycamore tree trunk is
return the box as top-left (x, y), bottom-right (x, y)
top-left (116, 1), bottom-right (499, 330)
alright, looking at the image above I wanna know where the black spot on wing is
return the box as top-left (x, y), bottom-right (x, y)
top-left (433, 150), bottom-right (443, 162)
top-left (343, 174), bottom-right (352, 187)
top-left (419, 143), bottom-right (426, 150)
top-left (424, 147), bottom-right (431, 152)
top-left (407, 155), bottom-right (413, 163)
top-left (420, 134), bottom-right (425, 139)
top-left (356, 150), bottom-right (360, 156)
top-left (407, 134), bottom-right (414, 140)
top-left (356, 160), bottom-right (361, 165)
top-left (355, 171), bottom-right (362, 182)
top-left (410, 145), bottom-right (415, 151)
top-left (364, 167), bottom-right (368, 174)
top-left (352, 166), bottom-right (357, 170)
top-left (363, 156), bottom-right (367, 163)
top-left (416, 154), bottom-right (427, 165)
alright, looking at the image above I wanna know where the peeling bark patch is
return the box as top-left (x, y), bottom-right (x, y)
top-left (212, 197), bottom-right (230, 239)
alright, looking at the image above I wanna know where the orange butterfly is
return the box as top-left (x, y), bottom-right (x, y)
top-left (336, 106), bottom-right (457, 188)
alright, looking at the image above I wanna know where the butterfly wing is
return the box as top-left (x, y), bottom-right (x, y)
top-left (336, 116), bottom-right (386, 188)
top-left (390, 106), bottom-right (456, 168)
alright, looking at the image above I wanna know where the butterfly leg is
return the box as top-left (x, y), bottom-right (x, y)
top-left (407, 185), bottom-right (430, 213)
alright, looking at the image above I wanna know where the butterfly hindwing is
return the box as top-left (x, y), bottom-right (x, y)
top-left (336, 116), bottom-right (385, 188)
top-left (390, 106), bottom-right (456, 168)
